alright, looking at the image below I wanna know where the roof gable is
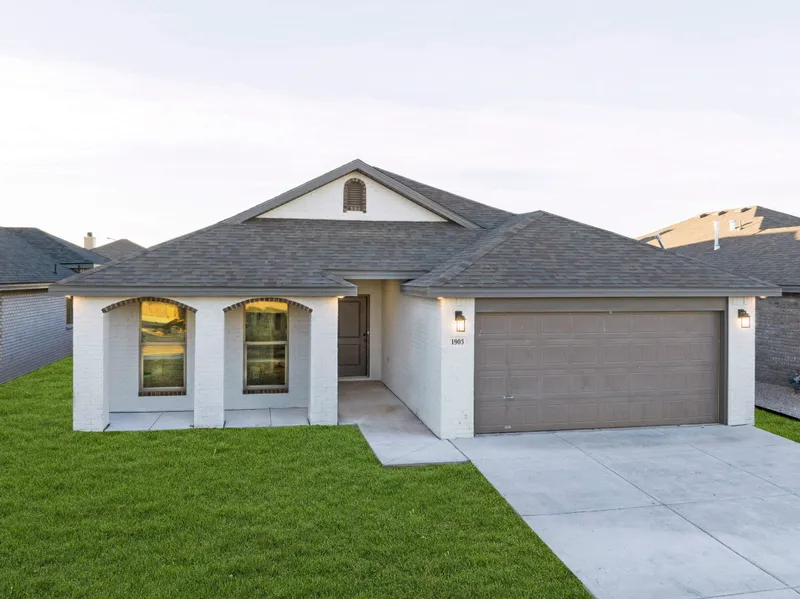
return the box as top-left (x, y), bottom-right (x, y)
top-left (255, 171), bottom-right (447, 223)
top-left (225, 159), bottom-right (481, 229)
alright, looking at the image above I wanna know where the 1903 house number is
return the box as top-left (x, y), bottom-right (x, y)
top-left (451, 337), bottom-right (466, 346)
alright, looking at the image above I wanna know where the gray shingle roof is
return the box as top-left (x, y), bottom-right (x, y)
top-left (55, 220), bottom-right (483, 290)
top-left (0, 227), bottom-right (105, 285)
top-left (94, 239), bottom-right (145, 261)
top-left (404, 212), bottom-right (775, 295)
top-left (54, 161), bottom-right (777, 297)
top-left (639, 206), bottom-right (800, 288)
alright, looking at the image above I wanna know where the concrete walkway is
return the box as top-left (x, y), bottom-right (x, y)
top-left (106, 408), bottom-right (309, 431)
top-left (339, 381), bottom-right (467, 467)
top-left (454, 425), bottom-right (800, 599)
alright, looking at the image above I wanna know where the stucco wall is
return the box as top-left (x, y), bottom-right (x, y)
top-left (349, 279), bottom-right (382, 380)
top-left (257, 172), bottom-right (445, 222)
top-left (755, 294), bottom-right (800, 386)
top-left (223, 305), bottom-right (310, 409)
top-left (0, 291), bottom-right (73, 384)
top-left (727, 296), bottom-right (757, 426)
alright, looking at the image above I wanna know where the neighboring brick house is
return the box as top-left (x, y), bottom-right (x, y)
top-left (0, 227), bottom-right (107, 384)
top-left (53, 159), bottom-right (777, 435)
top-left (640, 206), bottom-right (800, 386)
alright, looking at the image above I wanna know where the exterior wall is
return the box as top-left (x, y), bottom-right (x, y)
top-left (71, 295), bottom-right (338, 430)
top-left (382, 281), bottom-right (442, 434)
top-left (755, 294), bottom-right (800, 386)
top-left (727, 296), bottom-right (757, 426)
top-left (349, 280), bottom-right (382, 380)
top-left (257, 172), bottom-right (446, 222)
top-left (380, 282), bottom-right (475, 439)
top-left (0, 291), bottom-right (73, 384)
top-left (224, 305), bottom-right (310, 409)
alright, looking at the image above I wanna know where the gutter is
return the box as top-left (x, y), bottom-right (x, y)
top-left (49, 285), bottom-right (358, 298)
top-left (400, 285), bottom-right (783, 299)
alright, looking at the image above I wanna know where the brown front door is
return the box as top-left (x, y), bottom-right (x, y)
top-left (338, 296), bottom-right (369, 377)
top-left (475, 311), bottom-right (721, 433)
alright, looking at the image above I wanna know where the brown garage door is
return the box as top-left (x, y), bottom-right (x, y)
top-left (475, 312), bottom-right (721, 433)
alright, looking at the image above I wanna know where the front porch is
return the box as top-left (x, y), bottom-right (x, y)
top-left (105, 382), bottom-right (468, 467)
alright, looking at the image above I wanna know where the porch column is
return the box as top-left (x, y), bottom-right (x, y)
top-left (193, 300), bottom-right (226, 428)
top-left (305, 297), bottom-right (339, 425)
top-left (73, 297), bottom-right (110, 431)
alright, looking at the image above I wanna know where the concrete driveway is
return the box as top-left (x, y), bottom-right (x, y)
top-left (454, 425), bottom-right (800, 599)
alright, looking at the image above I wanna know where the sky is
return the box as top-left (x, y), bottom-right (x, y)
top-left (1, 1), bottom-right (799, 248)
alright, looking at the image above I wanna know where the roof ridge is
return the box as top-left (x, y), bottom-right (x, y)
top-left (408, 211), bottom-right (544, 287)
top-left (542, 211), bottom-right (777, 289)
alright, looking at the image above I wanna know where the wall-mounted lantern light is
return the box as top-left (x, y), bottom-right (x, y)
top-left (455, 311), bottom-right (467, 333)
top-left (738, 309), bottom-right (751, 328)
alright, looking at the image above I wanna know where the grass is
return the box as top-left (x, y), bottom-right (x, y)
top-left (0, 359), bottom-right (589, 598)
top-left (756, 407), bottom-right (800, 443)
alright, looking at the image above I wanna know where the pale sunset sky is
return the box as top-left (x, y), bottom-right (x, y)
top-left (1, 1), bottom-right (799, 247)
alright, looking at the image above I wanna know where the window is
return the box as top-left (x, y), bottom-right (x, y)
top-left (343, 178), bottom-right (366, 212)
top-left (65, 297), bottom-right (73, 326)
top-left (244, 301), bottom-right (288, 389)
top-left (140, 301), bottom-right (186, 392)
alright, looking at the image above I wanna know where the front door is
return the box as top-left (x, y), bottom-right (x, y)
top-left (338, 296), bottom-right (369, 377)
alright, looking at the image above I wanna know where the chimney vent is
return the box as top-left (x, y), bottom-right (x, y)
top-left (713, 221), bottom-right (720, 251)
top-left (83, 232), bottom-right (95, 250)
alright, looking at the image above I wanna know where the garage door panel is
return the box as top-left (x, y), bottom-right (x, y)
top-left (476, 311), bottom-right (720, 433)
top-left (507, 314), bottom-right (542, 335)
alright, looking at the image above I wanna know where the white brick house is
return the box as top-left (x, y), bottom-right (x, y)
top-left (53, 160), bottom-right (780, 437)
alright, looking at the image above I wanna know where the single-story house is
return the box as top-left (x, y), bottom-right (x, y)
top-left (53, 160), bottom-right (780, 436)
top-left (640, 206), bottom-right (800, 387)
top-left (0, 227), bottom-right (107, 383)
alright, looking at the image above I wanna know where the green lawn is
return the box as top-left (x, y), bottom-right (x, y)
top-left (0, 360), bottom-right (589, 598)
top-left (756, 407), bottom-right (800, 442)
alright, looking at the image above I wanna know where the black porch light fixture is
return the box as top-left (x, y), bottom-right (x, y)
top-left (455, 311), bottom-right (467, 333)
top-left (738, 309), bottom-right (751, 328)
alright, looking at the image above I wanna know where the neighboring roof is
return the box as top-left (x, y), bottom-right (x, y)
top-left (639, 206), bottom-right (800, 289)
top-left (53, 160), bottom-right (779, 298)
top-left (0, 227), bottom-right (106, 286)
top-left (94, 239), bottom-right (146, 261)
top-left (403, 212), bottom-right (776, 297)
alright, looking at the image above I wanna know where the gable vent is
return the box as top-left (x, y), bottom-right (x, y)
top-left (343, 178), bottom-right (367, 212)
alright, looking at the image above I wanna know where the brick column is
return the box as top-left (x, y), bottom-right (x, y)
top-left (73, 297), bottom-right (111, 431)
top-left (193, 300), bottom-right (226, 428)
top-left (727, 296), bottom-right (756, 426)
top-left (305, 297), bottom-right (339, 425)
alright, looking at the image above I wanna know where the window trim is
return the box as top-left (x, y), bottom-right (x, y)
top-left (138, 301), bottom-right (187, 395)
top-left (343, 177), bottom-right (367, 213)
top-left (243, 302), bottom-right (289, 392)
